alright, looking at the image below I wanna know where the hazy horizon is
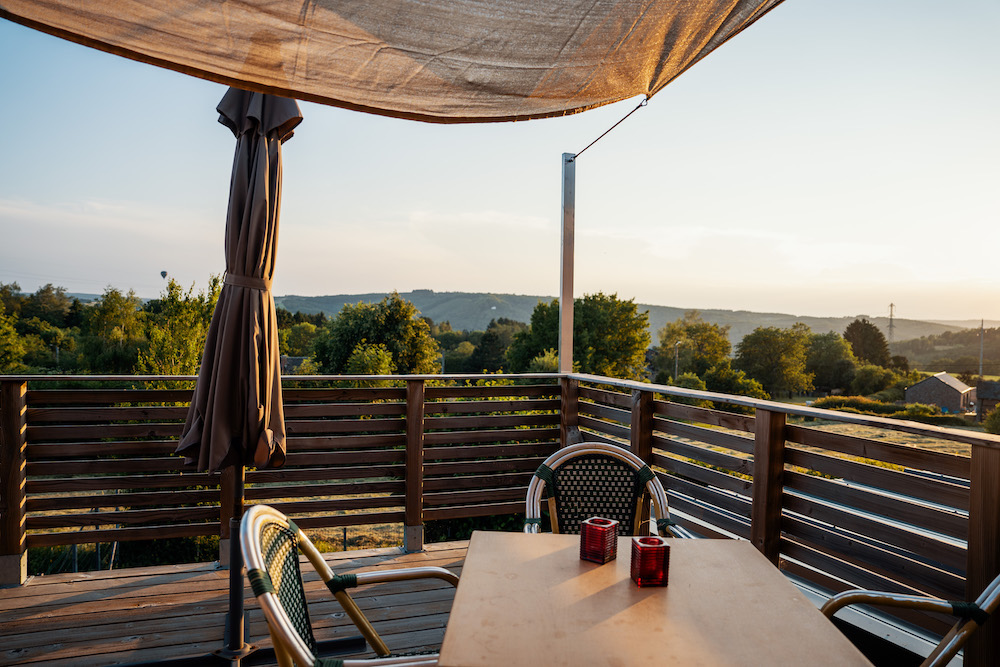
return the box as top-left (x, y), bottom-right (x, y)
top-left (2, 0), bottom-right (998, 322)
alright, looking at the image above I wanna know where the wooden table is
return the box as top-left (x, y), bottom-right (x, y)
top-left (438, 532), bottom-right (872, 666)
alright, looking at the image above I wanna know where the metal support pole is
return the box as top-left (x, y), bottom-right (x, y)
top-left (216, 465), bottom-right (253, 662)
top-left (559, 152), bottom-right (576, 374)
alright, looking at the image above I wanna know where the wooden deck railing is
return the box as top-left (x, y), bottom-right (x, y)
top-left (2, 372), bottom-right (999, 664)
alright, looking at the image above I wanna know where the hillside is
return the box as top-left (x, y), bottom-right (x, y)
top-left (273, 290), bottom-right (972, 345)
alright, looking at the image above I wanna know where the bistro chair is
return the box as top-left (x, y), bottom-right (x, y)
top-left (240, 504), bottom-right (460, 666)
top-left (821, 572), bottom-right (1000, 667)
top-left (523, 441), bottom-right (693, 538)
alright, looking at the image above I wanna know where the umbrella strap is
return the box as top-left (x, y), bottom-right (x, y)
top-left (225, 273), bottom-right (271, 291)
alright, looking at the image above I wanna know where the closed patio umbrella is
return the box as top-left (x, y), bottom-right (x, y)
top-left (176, 87), bottom-right (301, 661)
top-left (177, 88), bottom-right (301, 473)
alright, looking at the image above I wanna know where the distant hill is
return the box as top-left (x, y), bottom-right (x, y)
top-left (274, 290), bottom-right (974, 345)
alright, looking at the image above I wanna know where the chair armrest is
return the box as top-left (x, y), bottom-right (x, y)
top-left (355, 566), bottom-right (460, 588)
top-left (821, 590), bottom-right (957, 619)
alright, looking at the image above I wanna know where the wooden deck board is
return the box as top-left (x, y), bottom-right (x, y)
top-left (0, 542), bottom-right (468, 666)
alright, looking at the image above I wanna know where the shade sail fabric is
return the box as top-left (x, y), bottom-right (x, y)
top-left (176, 89), bottom-right (301, 473)
top-left (0, 0), bottom-right (784, 123)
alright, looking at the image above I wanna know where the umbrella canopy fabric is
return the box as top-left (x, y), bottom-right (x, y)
top-left (176, 89), bottom-right (302, 473)
top-left (0, 0), bottom-right (785, 123)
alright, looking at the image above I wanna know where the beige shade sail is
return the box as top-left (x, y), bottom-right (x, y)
top-left (1, 0), bottom-right (785, 123)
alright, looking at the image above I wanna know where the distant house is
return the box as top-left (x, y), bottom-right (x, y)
top-left (904, 373), bottom-right (976, 414)
top-left (976, 380), bottom-right (1000, 421)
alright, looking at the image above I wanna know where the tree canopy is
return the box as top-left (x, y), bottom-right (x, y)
top-left (806, 331), bottom-right (857, 393)
top-left (843, 318), bottom-right (891, 367)
top-left (312, 292), bottom-right (440, 374)
top-left (506, 292), bottom-right (651, 381)
top-left (734, 324), bottom-right (814, 396)
top-left (653, 310), bottom-right (731, 383)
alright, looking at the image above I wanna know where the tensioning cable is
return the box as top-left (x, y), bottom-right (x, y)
top-left (573, 96), bottom-right (648, 160)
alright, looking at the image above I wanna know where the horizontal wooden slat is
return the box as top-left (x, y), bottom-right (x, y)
top-left (425, 457), bottom-right (547, 477)
top-left (27, 489), bottom-right (218, 512)
top-left (785, 447), bottom-right (969, 511)
top-left (282, 450), bottom-right (406, 466)
top-left (24, 389), bottom-right (193, 405)
top-left (27, 405), bottom-right (188, 424)
top-left (666, 494), bottom-right (751, 540)
top-left (424, 413), bottom-right (558, 431)
top-left (653, 419), bottom-right (754, 454)
top-left (652, 399), bottom-right (755, 432)
top-left (425, 384), bottom-right (557, 400)
top-left (246, 464), bottom-right (404, 484)
top-left (26, 522), bottom-right (215, 548)
top-left (578, 415), bottom-right (630, 441)
top-left (266, 495), bottom-right (404, 515)
top-left (283, 387), bottom-right (405, 402)
top-left (284, 434), bottom-right (405, 450)
top-left (578, 386), bottom-right (631, 409)
top-left (27, 474), bottom-right (216, 493)
top-left (785, 424), bottom-right (971, 479)
top-left (782, 492), bottom-right (966, 573)
top-left (27, 457), bottom-right (187, 475)
top-left (425, 443), bottom-right (555, 462)
top-left (423, 428), bottom-right (559, 446)
top-left (245, 480), bottom-right (403, 500)
top-left (26, 440), bottom-right (179, 458)
top-left (424, 500), bottom-right (524, 521)
top-left (285, 418), bottom-right (406, 435)
top-left (284, 402), bottom-right (407, 418)
top-left (423, 472), bottom-right (534, 492)
top-left (653, 452), bottom-right (754, 497)
top-left (423, 398), bottom-right (560, 415)
top-left (662, 473), bottom-right (753, 520)
top-left (423, 487), bottom-right (524, 507)
top-left (27, 422), bottom-right (184, 441)
top-left (781, 514), bottom-right (965, 599)
top-left (578, 401), bottom-right (630, 426)
top-left (288, 511), bottom-right (406, 528)
top-left (653, 436), bottom-right (753, 477)
top-left (28, 506), bottom-right (218, 530)
top-left (784, 470), bottom-right (967, 541)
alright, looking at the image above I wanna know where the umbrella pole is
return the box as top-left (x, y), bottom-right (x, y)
top-left (216, 463), bottom-right (253, 663)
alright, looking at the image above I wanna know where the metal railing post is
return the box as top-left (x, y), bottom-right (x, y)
top-left (751, 408), bottom-right (785, 566)
top-left (0, 380), bottom-right (27, 585)
top-left (404, 379), bottom-right (425, 552)
top-left (965, 442), bottom-right (1000, 666)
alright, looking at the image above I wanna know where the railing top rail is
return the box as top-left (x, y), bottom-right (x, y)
top-left (569, 373), bottom-right (1000, 450)
top-left (3, 372), bottom-right (997, 450)
top-left (0, 373), bottom-right (564, 382)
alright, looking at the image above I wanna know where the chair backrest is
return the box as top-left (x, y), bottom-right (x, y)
top-left (524, 442), bottom-right (674, 536)
top-left (241, 504), bottom-right (320, 664)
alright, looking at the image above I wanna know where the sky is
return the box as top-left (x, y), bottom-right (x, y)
top-left (1, 1), bottom-right (998, 322)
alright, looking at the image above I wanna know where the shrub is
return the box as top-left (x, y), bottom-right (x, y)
top-left (984, 407), bottom-right (1000, 435)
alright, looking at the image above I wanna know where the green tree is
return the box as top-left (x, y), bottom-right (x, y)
top-left (79, 287), bottom-right (146, 373)
top-left (444, 340), bottom-right (476, 373)
top-left (313, 292), bottom-right (440, 374)
top-left (983, 406), bottom-right (1000, 435)
top-left (507, 293), bottom-right (651, 381)
top-left (136, 277), bottom-right (220, 375)
top-left (806, 332), bottom-right (857, 393)
top-left (653, 310), bottom-right (731, 382)
top-left (526, 348), bottom-right (559, 373)
top-left (734, 324), bottom-right (814, 396)
top-left (843, 318), bottom-right (891, 367)
top-left (671, 372), bottom-right (713, 408)
top-left (0, 282), bottom-right (23, 319)
top-left (344, 341), bottom-right (394, 375)
top-left (281, 322), bottom-right (320, 357)
top-left (850, 364), bottom-right (899, 396)
top-left (702, 359), bottom-right (769, 403)
top-left (20, 283), bottom-right (78, 328)
top-left (469, 318), bottom-right (527, 372)
top-left (0, 302), bottom-right (25, 372)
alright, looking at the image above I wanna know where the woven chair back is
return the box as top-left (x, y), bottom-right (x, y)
top-left (259, 521), bottom-right (319, 656)
top-left (550, 452), bottom-right (646, 535)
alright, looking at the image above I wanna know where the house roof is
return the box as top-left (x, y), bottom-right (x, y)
top-left (908, 372), bottom-right (973, 394)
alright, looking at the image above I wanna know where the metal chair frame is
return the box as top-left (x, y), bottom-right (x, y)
top-left (523, 441), bottom-right (692, 538)
top-left (821, 572), bottom-right (1000, 667)
top-left (240, 504), bottom-right (459, 667)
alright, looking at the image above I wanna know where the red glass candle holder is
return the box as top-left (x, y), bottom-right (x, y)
top-left (630, 536), bottom-right (670, 587)
top-left (580, 517), bottom-right (619, 564)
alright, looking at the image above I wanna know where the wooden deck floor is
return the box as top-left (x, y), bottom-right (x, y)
top-left (1, 541), bottom-right (468, 666)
